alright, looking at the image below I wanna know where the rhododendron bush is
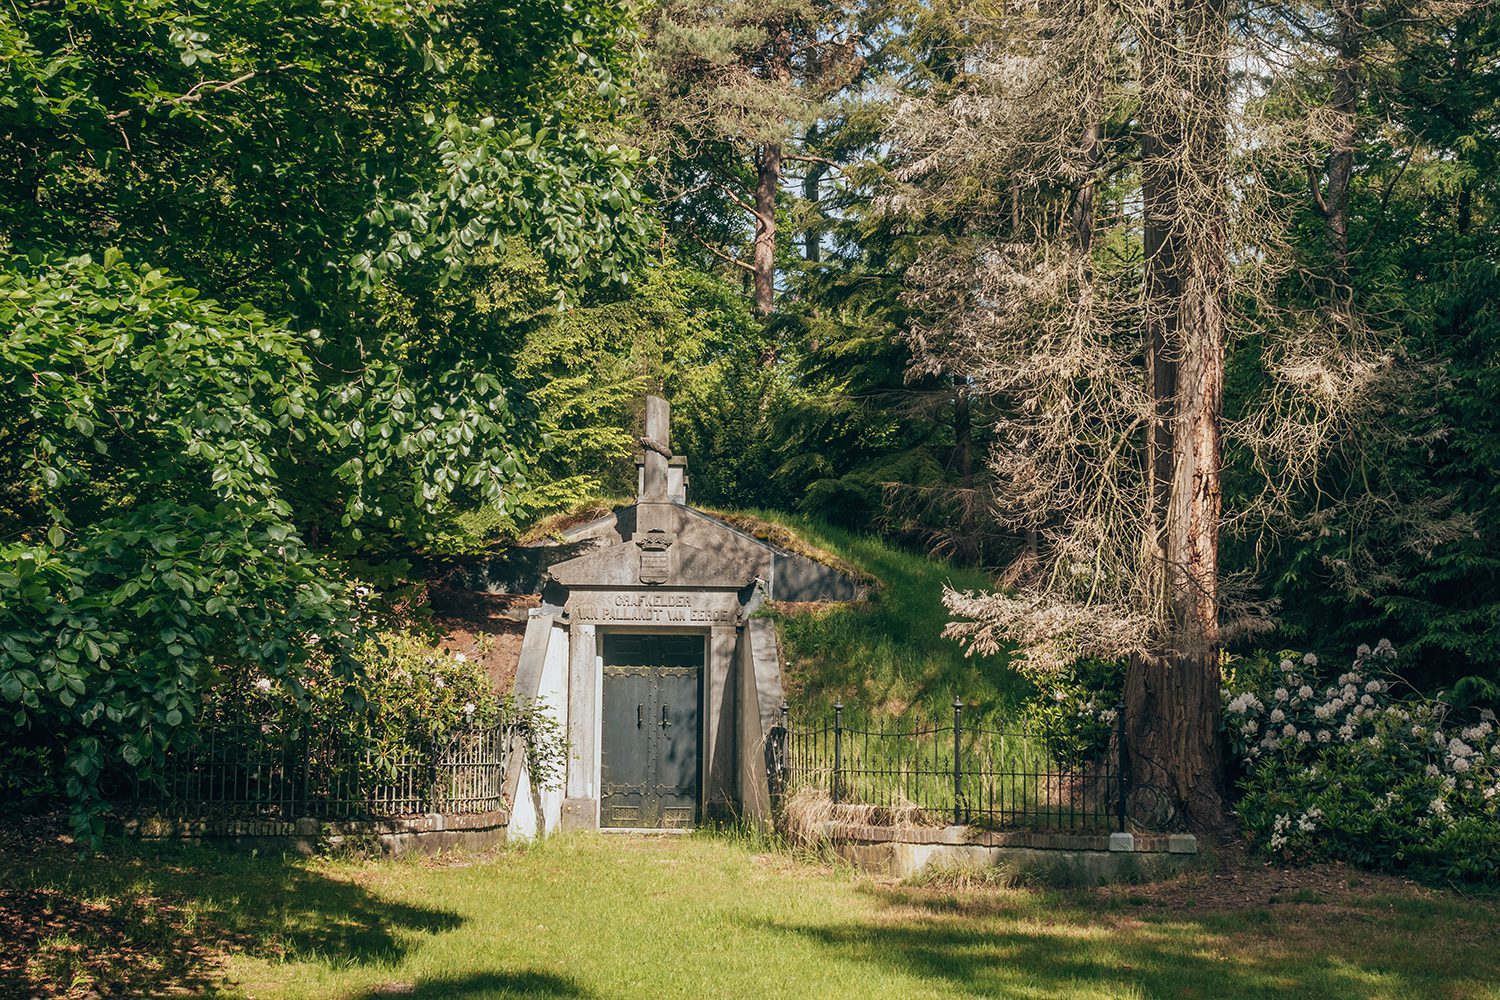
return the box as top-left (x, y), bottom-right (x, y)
top-left (1025, 656), bottom-right (1126, 766)
top-left (219, 631), bottom-right (503, 751)
top-left (1224, 641), bottom-right (1500, 885)
top-left (210, 630), bottom-right (567, 793)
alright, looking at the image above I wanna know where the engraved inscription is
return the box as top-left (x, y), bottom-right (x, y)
top-left (572, 593), bottom-right (735, 625)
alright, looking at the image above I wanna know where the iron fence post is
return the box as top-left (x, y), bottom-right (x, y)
top-left (1115, 702), bottom-right (1128, 833)
top-left (832, 702), bottom-right (843, 804)
top-left (429, 731), bottom-right (442, 813)
top-left (299, 713), bottom-right (311, 820)
top-left (778, 701), bottom-right (790, 796)
top-left (953, 698), bottom-right (963, 826)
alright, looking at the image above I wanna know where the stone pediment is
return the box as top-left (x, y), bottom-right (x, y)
top-left (460, 394), bottom-right (857, 601)
top-left (466, 502), bottom-right (858, 602)
top-left (546, 530), bottom-right (755, 590)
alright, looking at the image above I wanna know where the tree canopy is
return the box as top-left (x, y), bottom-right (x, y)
top-left (3, 0), bottom-right (1498, 839)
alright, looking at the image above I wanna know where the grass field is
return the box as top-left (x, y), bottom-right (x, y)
top-left (4, 831), bottom-right (1498, 999)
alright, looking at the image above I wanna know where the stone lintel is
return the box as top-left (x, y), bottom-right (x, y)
top-left (565, 587), bottom-right (742, 627)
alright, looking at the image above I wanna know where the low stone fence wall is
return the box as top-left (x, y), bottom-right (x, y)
top-left (820, 821), bottom-right (1198, 882)
top-left (122, 808), bottom-right (510, 858)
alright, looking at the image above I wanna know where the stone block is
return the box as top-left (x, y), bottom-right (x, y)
top-left (560, 797), bottom-right (598, 832)
top-left (1108, 832), bottom-right (1135, 852)
top-left (294, 817), bottom-right (318, 837)
top-left (1167, 833), bottom-right (1198, 854)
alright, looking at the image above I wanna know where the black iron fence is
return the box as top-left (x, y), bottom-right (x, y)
top-left (770, 701), bottom-right (1127, 833)
top-left (134, 711), bottom-right (517, 821)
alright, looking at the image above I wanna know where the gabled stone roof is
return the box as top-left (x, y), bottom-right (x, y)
top-left (458, 395), bottom-right (857, 602)
top-left (461, 503), bottom-right (856, 602)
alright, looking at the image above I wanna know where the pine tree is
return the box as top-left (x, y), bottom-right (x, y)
top-left (642, 0), bottom-right (865, 315)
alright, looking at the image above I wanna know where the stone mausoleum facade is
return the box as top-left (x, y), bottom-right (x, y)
top-left (491, 397), bottom-right (854, 835)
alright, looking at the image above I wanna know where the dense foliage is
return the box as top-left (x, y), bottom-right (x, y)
top-left (1224, 643), bottom-right (1500, 885)
top-left (203, 631), bottom-right (567, 801)
top-left (0, 252), bottom-right (361, 840)
top-left (1025, 659), bottom-right (1127, 766)
top-left (0, 0), bottom-right (647, 840)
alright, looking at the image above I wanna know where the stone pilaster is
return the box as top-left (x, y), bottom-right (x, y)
top-left (706, 624), bottom-right (738, 816)
top-left (561, 620), bottom-right (598, 831)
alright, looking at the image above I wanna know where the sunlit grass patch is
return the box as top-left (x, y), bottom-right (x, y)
top-left (6, 832), bottom-right (1498, 999)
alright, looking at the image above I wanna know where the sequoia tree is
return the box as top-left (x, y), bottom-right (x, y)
top-left (1128, 0), bottom-right (1232, 829)
top-left (887, 0), bottom-right (1491, 830)
top-left (886, 0), bottom-right (1240, 830)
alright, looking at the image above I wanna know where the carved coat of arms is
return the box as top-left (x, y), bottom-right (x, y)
top-left (636, 530), bottom-right (673, 585)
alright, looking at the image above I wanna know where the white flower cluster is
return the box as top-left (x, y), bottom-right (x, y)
top-left (1227, 692), bottom-right (1264, 714)
top-left (1225, 641), bottom-right (1406, 758)
top-left (1269, 812), bottom-right (1291, 850)
top-left (1076, 699), bottom-right (1119, 726)
top-left (1225, 639), bottom-right (1500, 857)
top-left (1268, 807), bottom-right (1323, 850)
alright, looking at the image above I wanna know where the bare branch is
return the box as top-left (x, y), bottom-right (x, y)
top-left (686, 227), bottom-right (755, 273)
top-left (107, 63), bottom-right (295, 121)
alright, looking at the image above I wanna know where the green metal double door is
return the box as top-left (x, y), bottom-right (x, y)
top-left (600, 633), bottom-right (703, 829)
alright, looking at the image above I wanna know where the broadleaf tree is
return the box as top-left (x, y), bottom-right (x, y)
top-left (0, 0), bottom-right (650, 840)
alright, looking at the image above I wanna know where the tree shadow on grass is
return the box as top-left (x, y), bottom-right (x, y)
top-left (350, 970), bottom-right (594, 1000)
top-left (0, 837), bottom-right (463, 998)
top-left (741, 882), bottom-right (1497, 999)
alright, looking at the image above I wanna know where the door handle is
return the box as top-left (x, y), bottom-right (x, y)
top-left (661, 704), bottom-right (671, 729)
top-left (637, 704), bottom-right (643, 728)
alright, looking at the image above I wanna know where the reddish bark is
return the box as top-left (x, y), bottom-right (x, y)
top-left (1125, 0), bottom-right (1230, 834)
top-left (752, 141), bottom-right (782, 317)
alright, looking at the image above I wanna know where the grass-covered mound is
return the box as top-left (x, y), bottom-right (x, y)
top-left (704, 510), bottom-right (1029, 724)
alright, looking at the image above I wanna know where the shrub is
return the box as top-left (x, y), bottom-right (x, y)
top-left (1223, 641), bottom-right (1500, 886)
top-left (0, 253), bottom-right (360, 846)
top-left (203, 629), bottom-right (568, 795)
top-left (1025, 657), bottom-right (1126, 765)
top-left (214, 630), bottom-right (502, 762)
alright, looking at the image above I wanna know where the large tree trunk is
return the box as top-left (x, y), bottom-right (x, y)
top-left (804, 122), bottom-right (824, 263)
top-left (804, 162), bottom-right (824, 263)
top-left (753, 141), bottom-right (782, 316)
top-left (1124, 0), bottom-right (1229, 834)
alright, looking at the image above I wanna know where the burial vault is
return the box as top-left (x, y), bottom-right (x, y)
top-left (497, 396), bottom-right (856, 835)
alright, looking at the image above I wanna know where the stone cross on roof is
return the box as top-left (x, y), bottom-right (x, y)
top-left (639, 395), bottom-right (672, 503)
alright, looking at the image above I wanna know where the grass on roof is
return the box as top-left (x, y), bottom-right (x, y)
top-left (711, 510), bottom-right (1030, 724)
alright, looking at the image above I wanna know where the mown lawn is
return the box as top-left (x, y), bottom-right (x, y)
top-left (3, 832), bottom-right (1498, 999)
